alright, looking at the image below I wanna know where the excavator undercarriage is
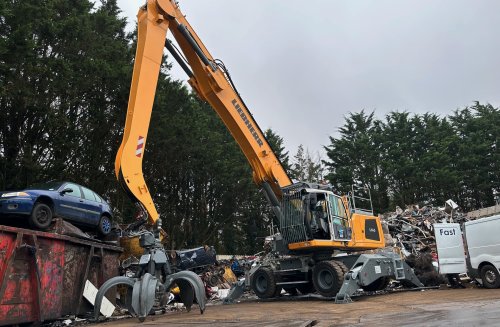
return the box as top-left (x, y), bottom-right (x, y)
top-left (224, 185), bottom-right (423, 303)
top-left (225, 237), bottom-right (423, 304)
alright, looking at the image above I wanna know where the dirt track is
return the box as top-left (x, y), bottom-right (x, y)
top-left (96, 288), bottom-right (500, 327)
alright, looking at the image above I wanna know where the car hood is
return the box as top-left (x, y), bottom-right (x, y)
top-left (24, 189), bottom-right (57, 196)
top-left (0, 189), bottom-right (56, 198)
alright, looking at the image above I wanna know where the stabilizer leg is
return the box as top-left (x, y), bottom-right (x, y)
top-left (335, 253), bottom-right (423, 303)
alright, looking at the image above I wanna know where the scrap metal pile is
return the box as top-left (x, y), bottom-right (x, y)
top-left (118, 241), bottom-right (247, 305)
top-left (379, 203), bottom-right (472, 287)
top-left (380, 203), bottom-right (470, 256)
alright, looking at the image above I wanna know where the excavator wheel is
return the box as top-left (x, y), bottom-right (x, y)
top-left (251, 267), bottom-right (279, 299)
top-left (361, 276), bottom-right (391, 292)
top-left (312, 260), bottom-right (345, 297)
top-left (336, 260), bottom-right (349, 276)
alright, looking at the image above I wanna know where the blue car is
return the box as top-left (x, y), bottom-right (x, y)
top-left (0, 181), bottom-right (113, 236)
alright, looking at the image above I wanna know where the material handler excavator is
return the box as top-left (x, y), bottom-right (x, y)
top-left (95, 0), bottom-right (422, 321)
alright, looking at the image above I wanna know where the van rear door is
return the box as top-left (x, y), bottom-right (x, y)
top-left (434, 223), bottom-right (467, 274)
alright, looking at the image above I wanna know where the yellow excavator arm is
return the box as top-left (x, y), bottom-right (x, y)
top-left (115, 0), bottom-right (291, 224)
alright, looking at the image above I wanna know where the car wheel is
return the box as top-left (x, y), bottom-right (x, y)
top-left (98, 215), bottom-right (112, 236)
top-left (29, 203), bottom-right (53, 230)
top-left (480, 264), bottom-right (500, 289)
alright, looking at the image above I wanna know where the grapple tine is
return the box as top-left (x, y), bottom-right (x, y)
top-left (165, 270), bottom-right (207, 314)
top-left (93, 276), bottom-right (135, 321)
top-left (132, 273), bottom-right (158, 321)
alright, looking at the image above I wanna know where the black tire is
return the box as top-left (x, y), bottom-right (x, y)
top-left (98, 215), bottom-right (112, 236)
top-left (361, 276), bottom-right (390, 292)
top-left (337, 261), bottom-right (349, 276)
top-left (312, 260), bottom-right (345, 297)
top-left (480, 264), bottom-right (500, 289)
top-left (251, 267), bottom-right (279, 299)
top-left (29, 203), bottom-right (53, 230)
top-left (296, 282), bottom-right (316, 295)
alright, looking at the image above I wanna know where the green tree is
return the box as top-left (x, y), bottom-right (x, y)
top-left (290, 144), bottom-right (324, 183)
top-left (0, 0), bottom-right (132, 216)
top-left (324, 111), bottom-right (388, 212)
top-left (379, 112), bottom-right (417, 206)
top-left (410, 113), bottom-right (458, 205)
top-left (449, 103), bottom-right (500, 210)
top-left (264, 128), bottom-right (291, 174)
top-left (324, 104), bottom-right (499, 213)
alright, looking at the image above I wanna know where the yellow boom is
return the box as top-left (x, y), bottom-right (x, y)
top-left (115, 0), bottom-right (291, 224)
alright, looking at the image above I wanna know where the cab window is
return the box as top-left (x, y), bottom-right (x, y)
top-left (64, 183), bottom-right (82, 198)
top-left (328, 194), bottom-right (348, 225)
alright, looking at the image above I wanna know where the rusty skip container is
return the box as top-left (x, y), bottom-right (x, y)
top-left (0, 224), bottom-right (122, 326)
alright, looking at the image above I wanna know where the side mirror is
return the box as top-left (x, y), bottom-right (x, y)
top-left (60, 188), bottom-right (73, 195)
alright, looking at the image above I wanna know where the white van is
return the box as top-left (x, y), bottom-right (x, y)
top-left (434, 214), bottom-right (500, 288)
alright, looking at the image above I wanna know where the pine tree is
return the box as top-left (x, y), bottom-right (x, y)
top-left (0, 0), bottom-right (131, 202)
top-left (264, 128), bottom-right (291, 174)
top-left (290, 145), bottom-right (324, 183)
top-left (324, 111), bottom-right (388, 211)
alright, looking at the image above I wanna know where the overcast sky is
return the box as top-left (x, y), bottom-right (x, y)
top-left (116, 0), bottom-right (500, 157)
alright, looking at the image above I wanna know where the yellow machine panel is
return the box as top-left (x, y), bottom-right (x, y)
top-left (288, 212), bottom-right (385, 251)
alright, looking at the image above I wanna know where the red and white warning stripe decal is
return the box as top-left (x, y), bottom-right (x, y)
top-left (136, 136), bottom-right (144, 157)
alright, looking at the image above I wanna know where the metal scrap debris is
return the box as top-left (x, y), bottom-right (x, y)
top-left (379, 201), bottom-right (475, 287)
top-left (380, 202), bottom-right (469, 256)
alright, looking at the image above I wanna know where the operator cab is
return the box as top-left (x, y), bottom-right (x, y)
top-left (279, 182), bottom-right (354, 244)
top-left (279, 183), bottom-right (381, 251)
top-left (305, 190), bottom-right (351, 242)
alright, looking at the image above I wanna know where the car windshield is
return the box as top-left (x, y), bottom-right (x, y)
top-left (27, 181), bottom-right (64, 191)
